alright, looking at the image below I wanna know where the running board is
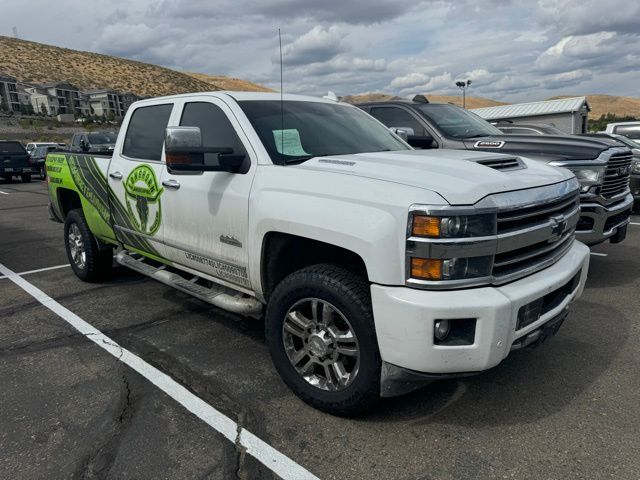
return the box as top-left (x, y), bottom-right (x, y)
top-left (115, 250), bottom-right (263, 317)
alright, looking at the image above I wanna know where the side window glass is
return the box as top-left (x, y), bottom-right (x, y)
top-left (179, 102), bottom-right (247, 168)
top-left (123, 104), bottom-right (173, 161)
top-left (370, 107), bottom-right (425, 136)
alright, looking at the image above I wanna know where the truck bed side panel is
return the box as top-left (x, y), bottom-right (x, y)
top-left (46, 153), bottom-right (117, 243)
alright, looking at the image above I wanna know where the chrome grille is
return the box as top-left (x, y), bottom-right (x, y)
top-left (602, 152), bottom-right (632, 199)
top-left (497, 191), bottom-right (580, 234)
top-left (492, 190), bottom-right (580, 284)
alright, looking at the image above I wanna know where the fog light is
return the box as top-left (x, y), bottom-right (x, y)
top-left (434, 320), bottom-right (451, 341)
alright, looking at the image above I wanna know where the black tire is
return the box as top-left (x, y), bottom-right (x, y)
top-left (21, 173), bottom-right (31, 183)
top-left (40, 166), bottom-right (46, 180)
top-left (64, 209), bottom-right (113, 282)
top-left (265, 264), bottom-right (381, 416)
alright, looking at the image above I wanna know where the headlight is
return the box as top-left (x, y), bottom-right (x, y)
top-left (560, 166), bottom-right (605, 193)
top-left (410, 256), bottom-right (493, 281)
top-left (410, 213), bottom-right (495, 238)
top-left (632, 159), bottom-right (640, 174)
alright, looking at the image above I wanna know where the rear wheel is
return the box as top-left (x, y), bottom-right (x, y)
top-left (21, 173), bottom-right (31, 183)
top-left (265, 264), bottom-right (381, 416)
top-left (64, 209), bottom-right (113, 281)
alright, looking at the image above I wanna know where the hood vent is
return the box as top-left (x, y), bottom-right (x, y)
top-left (476, 156), bottom-right (525, 171)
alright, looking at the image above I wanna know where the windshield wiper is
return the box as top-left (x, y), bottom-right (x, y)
top-left (282, 154), bottom-right (331, 165)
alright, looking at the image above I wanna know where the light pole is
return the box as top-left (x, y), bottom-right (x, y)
top-left (455, 79), bottom-right (472, 108)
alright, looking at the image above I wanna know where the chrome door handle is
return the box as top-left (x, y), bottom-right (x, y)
top-left (162, 179), bottom-right (180, 190)
top-left (109, 171), bottom-right (123, 180)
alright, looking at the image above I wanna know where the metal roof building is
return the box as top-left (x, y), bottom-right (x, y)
top-left (471, 97), bottom-right (590, 134)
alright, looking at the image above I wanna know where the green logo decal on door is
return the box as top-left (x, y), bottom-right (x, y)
top-left (124, 164), bottom-right (164, 235)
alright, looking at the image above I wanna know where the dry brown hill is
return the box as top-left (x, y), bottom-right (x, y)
top-left (343, 92), bottom-right (506, 109)
top-left (0, 36), bottom-right (269, 97)
top-left (186, 72), bottom-right (272, 92)
top-left (548, 95), bottom-right (640, 119)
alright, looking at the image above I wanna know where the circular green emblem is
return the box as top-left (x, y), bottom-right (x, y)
top-left (124, 165), bottom-right (164, 235)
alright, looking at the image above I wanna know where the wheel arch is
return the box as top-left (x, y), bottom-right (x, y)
top-left (260, 232), bottom-right (369, 301)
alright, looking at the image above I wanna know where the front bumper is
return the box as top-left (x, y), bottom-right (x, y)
top-left (575, 193), bottom-right (633, 245)
top-left (371, 241), bottom-right (589, 396)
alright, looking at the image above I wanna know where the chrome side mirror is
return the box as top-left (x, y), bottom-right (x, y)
top-left (165, 126), bottom-right (202, 151)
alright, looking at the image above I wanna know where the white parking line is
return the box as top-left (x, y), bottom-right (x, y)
top-left (589, 252), bottom-right (608, 257)
top-left (0, 263), bottom-right (69, 280)
top-left (0, 262), bottom-right (319, 480)
top-left (630, 222), bottom-right (640, 226)
top-left (0, 190), bottom-right (9, 195)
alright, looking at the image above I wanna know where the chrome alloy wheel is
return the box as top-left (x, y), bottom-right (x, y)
top-left (68, 223), bottom-right (86, 269)
top-left (282, 298), bottom-right (360, 391)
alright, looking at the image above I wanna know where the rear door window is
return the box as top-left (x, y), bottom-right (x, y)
top-left (123, 104), bottom-right (173, 161)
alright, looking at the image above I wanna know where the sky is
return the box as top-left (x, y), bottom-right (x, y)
top-left (2, 0), bottom-right (640, 101)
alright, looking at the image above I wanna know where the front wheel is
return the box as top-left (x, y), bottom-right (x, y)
top-left (64, 209), bottom-right (113, 281)
top-left (265, 264), bottom-right (381, 416)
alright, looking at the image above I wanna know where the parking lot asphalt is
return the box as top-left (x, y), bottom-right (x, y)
top-left (1, 179), bottom-right (639, 480)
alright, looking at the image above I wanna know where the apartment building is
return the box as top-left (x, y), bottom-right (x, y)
top-left (0, 75), bottom-right (21, 112)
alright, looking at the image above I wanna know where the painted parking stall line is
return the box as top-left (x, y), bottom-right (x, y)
top-left (0, 190), bottom-right (9, 195)
top-left (630, 222), bottom-right (640, 226)
top-left (0, 263), bottom-right (70, 280)
top-left (589, 252), bottom-right (608, 257)
top-left (0, 261), bottom-right (319, 480)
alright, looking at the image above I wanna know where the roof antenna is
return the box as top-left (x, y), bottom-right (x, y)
top-left (278, 28), bottom-right (284, 162)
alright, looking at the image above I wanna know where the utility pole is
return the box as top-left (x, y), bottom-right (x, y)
top-left (455, 79), bottom-right (472, 108)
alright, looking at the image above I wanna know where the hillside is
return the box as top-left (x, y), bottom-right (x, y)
top-left (0, 36), bottom-right (268, 97)
top-left (343, 92), bottom-right (506, 109)
top-left (186, 72), bottom-right (272, 92)
top-left (549, 94), bottom-right (640, 119)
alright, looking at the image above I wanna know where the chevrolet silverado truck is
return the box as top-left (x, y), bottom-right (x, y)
top-left (47, 92), bottom-right (589, 415)
top-left (358, 97), bottom-right (634, 246)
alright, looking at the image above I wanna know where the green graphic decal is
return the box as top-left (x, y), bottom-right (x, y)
top-left (124, 164), bottom-right (164, 236)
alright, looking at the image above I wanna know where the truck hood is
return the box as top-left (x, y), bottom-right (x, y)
top-left (463, 134), bottom-right (624, 162)
top-left (292, 149), bottom-right (574, 205)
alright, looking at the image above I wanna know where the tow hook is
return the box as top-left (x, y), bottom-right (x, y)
top-left (510, 308), bottom-right (568, 351)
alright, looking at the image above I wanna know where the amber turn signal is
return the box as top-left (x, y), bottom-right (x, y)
top-left (412, 215), bottom-right (440, 237)
top-left (410, 258), bottom-right (442, 280)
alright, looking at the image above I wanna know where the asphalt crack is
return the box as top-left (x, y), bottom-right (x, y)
top-left (234, 412), bottom-right (249, 480)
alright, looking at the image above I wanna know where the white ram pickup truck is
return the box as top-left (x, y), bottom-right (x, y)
top-left (47, 92), bottom-right (589, 415)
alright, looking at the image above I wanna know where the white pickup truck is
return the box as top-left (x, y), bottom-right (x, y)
top-left (46, 92), bottom-right (589, 415)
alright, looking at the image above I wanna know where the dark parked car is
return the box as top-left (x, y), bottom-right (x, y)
top-left (582, 133), bottom-right (640, 212)
top-left (496, 122), bottom-right (567, 136)
top-left (0, 141), bottom-right (32, 182)
top-left (358, 96), bottom-right (634, 246)
top-left (29, 145), bottom-right (60, 180)
top-left (69, 132), bottom-right (117, 153)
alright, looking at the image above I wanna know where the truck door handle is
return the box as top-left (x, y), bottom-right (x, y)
top-left (109, 171), bottom-right (123, 180)
top-left (162, 179), bottom-right (180, 190)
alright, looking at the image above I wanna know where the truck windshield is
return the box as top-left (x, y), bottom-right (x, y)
top-left (88, 133), bottom-right (117, 144)
top-left (414, 104), bottom-right (503, 139)
top-left (239, 100), bottom-right (409, 164)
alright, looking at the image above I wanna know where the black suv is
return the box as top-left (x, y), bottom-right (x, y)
top-left (358, 96), bottom-right (634, 246)
top-left (0, 141), bottom-right (32, 183)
